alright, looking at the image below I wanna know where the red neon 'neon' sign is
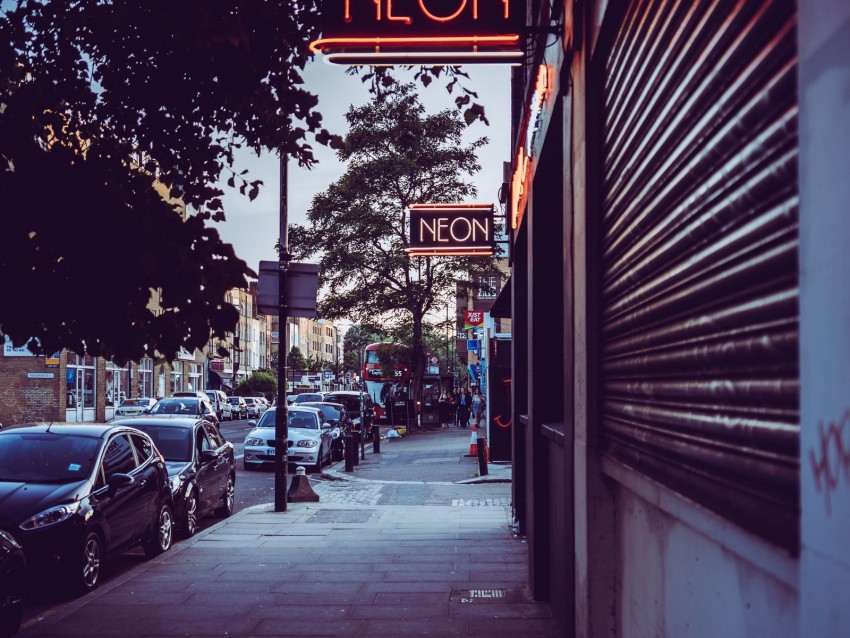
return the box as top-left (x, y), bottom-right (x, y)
top-left (312, 0), bottom-right (522, 65)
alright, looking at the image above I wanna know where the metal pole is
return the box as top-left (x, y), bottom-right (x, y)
top-left (274, 150), bottom-right (290, 513)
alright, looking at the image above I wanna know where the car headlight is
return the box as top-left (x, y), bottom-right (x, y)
top-left (0, 529), bottom-right (20, 548)
top-left (245, 437), bottom-right (264, 446)
top-left (20, 501), bottom-right (82, 531)
top-left (169, 474), bottom-right (186, 495)
top-left (295, 439), bottom-right (319, 448)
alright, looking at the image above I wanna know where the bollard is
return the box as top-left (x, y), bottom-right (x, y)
top-left (476, 436), bottom-right (489, 476)
top-left (372, 424), bottom-right (381, 454)
top-left (360, 429), bottom-right (366, 460)
top-left (344, 433), bottom-right (355, 472)
top-left (352, 430), bottom-right (360, 466)
top-left (288, 466), bottom-right (320, 502)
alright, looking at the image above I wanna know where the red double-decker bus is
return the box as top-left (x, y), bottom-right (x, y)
top-left (362, 343), bottom-right (411, 423)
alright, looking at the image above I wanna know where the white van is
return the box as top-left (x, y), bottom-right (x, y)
top-left (205, 390), bottom-right (233, 421)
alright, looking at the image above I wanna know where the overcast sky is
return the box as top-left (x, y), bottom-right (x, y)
top-left (212, 61), bottom-right (512, 273)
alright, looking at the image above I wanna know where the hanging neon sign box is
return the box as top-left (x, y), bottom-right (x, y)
top-left (310, 0), bottom-right (524, 65)
top-left (406, 203), bottom-right (495, 257)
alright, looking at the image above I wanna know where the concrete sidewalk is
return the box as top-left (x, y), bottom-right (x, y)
top-left (18, 426), bottom-right (556, 637)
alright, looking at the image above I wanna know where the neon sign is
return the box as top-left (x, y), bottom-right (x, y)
top-left (311, 0), bottom-right (523, 65)
top-left (511, 64), bottom-right (553, 229)
top-left (406, 203), bottom-right (495, 257)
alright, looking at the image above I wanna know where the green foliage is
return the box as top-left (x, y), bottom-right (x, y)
top-left (286, 346), bottom-right (307, 373)
top-left (234, 370), bottom-right (277, 400)
top-left (0, 0), bottom-right (338, 361)
top-left (290, 82), bottom-right (498, 397)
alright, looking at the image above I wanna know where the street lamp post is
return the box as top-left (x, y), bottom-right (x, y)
top-left (274, 149), bottom-right (291, 513)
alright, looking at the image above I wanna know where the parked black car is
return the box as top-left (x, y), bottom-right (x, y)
top-left (149, 396), bottom-right (219, 427)
top-left (299, 402), bottom-right (352, 462)
top-left (323, 391), bottom-right (376, 432)
top-left (113, 417), bottom-right (236, 537)
top-left (0, 423), bottom-right (173, 594)
top-left (0, 529), bottom-right (25, 638)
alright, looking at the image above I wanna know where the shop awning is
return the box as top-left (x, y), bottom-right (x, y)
top-left (490, 277), bottom-right (512, 318)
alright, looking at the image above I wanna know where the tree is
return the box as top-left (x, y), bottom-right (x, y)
top-left (289, 82), bottom-right (499, 400)
top-left (0, 0), bottom-right (338, 361)
top-left (234, 370), bottom-right (276, 401)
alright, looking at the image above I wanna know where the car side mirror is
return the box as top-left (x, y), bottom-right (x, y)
top-left (200, 449), bottom-right (217, 463)
top-left (107, 472), bottom-right (134, 493)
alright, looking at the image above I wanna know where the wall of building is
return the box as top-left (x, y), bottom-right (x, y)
top-left (0, 350), bottom-right (63, 425)
top-left (506, 1), bottom-right (841, 636)
top-left (798, 0), bottom-right (850, 634)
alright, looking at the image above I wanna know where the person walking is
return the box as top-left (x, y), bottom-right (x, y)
top-left (457, 388), bottom-right (470, 427)
top-left (471, 387), bottom-right (485, 428)
top-left (438, 389), bottom-right (452, 429)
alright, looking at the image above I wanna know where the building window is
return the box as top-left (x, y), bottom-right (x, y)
top-left (171, 361), bottom-right (183, 394)
top-left (140, 358), bottom-right (153, 398)
top-left (188, 363), bottom-right (203, 392)
top-left (105, 361), bottom-right (129, 407)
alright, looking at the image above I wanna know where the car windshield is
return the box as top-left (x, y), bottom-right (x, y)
top-left (130, 424), bottom-right (192, 462)
top-left (256, 409), bottom-right (318, 430)
top-left (228, 398), bottom-right (240, 404)
top-left (151, 399), bottom-right (197, 415)
top-left (325, 395), bottom-right (360, 412)
top-left (302, 403), bottom-right (342, 421)
top-left (293, 394), bottom-right (323, 403)
top-left (0, 432), bottom-right (100, 482)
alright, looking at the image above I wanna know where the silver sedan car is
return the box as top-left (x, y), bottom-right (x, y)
top-left (243, 407), bottom-right (333, 473)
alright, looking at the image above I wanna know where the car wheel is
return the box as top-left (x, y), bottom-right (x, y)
top-left (215, 475), bottom-right (235, 518)
top-left (309, 448), bottom-right (323, 474)
top-left (182, 491), bottom-right (198, 538)
top-left (68, 529), bottom-right (103, 594)
top-left (143, 503), bottom-right (173, 559)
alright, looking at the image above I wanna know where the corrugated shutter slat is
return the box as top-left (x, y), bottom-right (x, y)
top-left (600, 0), bottom-right (799, 549)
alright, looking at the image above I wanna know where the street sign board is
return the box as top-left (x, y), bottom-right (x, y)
top-left (257, 261), bottom-right (320, 317)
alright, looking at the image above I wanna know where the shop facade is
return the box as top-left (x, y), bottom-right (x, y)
top-left (0, 346), bottom-right (208, 425)
top-left (508, 1), bottom-right (849, 636)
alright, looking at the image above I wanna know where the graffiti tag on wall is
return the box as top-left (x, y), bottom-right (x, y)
top-left (809, 409), bottom-right (850, 515)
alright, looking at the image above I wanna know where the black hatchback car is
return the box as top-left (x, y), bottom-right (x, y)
top-left (299, 402), bottom-right (352, 462)
top-left (0, 423), bottom-right (173, 594)
top-left (113, 417), bottom-right (236, 538)
top-left (323, 391), bottom-right (376, 430)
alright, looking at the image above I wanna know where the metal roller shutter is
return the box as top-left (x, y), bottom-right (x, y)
top-left (600, 0), bottom-right (799, 549)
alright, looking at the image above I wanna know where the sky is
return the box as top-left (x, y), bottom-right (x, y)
top-left (212, 61), bottom-right (513, 273)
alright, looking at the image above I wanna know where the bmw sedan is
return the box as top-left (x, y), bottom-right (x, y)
top-left (0, 423), bottom-right (174, 594)
top-left (112, 417), bottom-right (235, 538)
top-left (243, 407), bottom-right (333, 473)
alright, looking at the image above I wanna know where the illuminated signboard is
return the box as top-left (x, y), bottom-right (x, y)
top-left (406, 203), bottom-right (494, 257)
top-left (310, 0), bottom-right (524, 65)
top-left (511, 64), bottom-right (554, 229)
